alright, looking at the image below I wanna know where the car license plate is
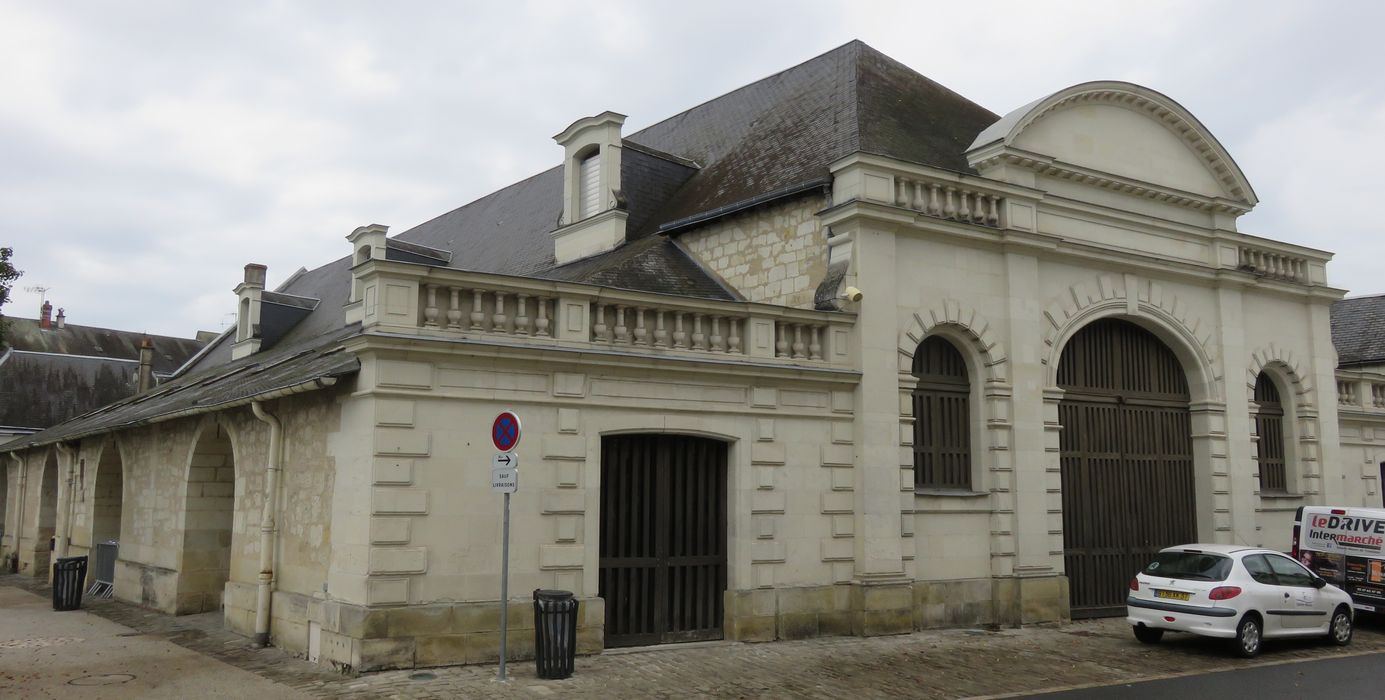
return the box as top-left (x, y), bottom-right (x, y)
top-left (1154, 589), bottom-right (1190, 601)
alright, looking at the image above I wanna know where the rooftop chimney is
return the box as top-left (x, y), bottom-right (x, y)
top-left (137, 336), bottom-right (155, 393)
top-left (39, 301), bottom-right (52, 329)
top-left (231, 263), bottom-right (267, 360)
top-left (55, 308), bottom-right (66, 330)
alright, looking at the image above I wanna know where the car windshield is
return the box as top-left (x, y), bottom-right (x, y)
top-left (1141, 551), bottom-right (1233, 581)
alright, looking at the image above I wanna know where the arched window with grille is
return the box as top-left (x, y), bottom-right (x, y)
top-left (912, 336), bottom-right (971, 490)
top-left (1253, 371), bottom-right (1287, 492)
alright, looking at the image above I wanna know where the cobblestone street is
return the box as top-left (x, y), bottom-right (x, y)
top-left (5, 575), bottom-right (1385, 699)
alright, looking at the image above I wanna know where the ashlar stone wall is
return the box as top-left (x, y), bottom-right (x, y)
top-left (680, 194), bottom-right (829, 308)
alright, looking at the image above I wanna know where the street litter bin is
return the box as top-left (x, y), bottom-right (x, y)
top-left (533, 589), bottom-right (579, 679)
top-left (52, 555), bottom-right (88, 611)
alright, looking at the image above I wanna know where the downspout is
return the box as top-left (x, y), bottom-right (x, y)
top-left (7, 453), bottom-right (24, 572)
top-left (250, 401), bottom-right (283, 648)
top-left (54, 443), bottom-right (76, 560)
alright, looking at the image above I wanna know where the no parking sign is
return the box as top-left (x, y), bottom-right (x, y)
top-left (492, 410), bottom-right (521, 452)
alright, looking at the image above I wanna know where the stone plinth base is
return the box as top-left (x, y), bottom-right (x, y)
top-left (312, 597), bottom-right (605, 673)
top-left (993, 574), bottom-right (1069, 626)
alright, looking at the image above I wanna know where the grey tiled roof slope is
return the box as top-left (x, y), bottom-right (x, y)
top-left (1332, 295), bottom-right (1385, 366)
top-left (1, 325), bottom-right (360, 451)
top-left (191, 41), bottom-right (996, 373)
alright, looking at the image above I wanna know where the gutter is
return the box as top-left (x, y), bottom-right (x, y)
top-left (250, 401), bottom-right (283, 648)
top-left (0, 376), bottom-right (341, 453)
top-left (657, 177), bottom-right (831, 235)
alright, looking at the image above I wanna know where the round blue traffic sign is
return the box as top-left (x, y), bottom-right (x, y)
top-left (492, 411), bottom-right (521, 452)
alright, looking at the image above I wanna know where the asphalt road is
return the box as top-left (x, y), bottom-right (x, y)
top-left (1024, 651), bottom-right (1385, 699)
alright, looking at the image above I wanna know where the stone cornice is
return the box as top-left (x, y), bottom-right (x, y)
top-left (971, 147), bottom-right (1251, 216)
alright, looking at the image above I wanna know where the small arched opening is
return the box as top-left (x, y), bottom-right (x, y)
top-left (35, 451), bottom-right (59, 576)
top-left (177, 424), bottom-right (237, 615)
top-left (1252, 371), bottom-right (1289, 493)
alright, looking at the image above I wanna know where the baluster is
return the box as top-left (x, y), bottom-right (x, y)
top-left (958, 190), bottom-right (972, 221)
top-left (943, 187), bottom-right (957, 219)
top-left (809, 325), bottom-right (823, 361)
top-left (987, 195), bottom-right (1001, 226)
top-left (895, 179), bottom-right (909, 207)
top-left (912, 181), bottom-right (926, 211)
top-left (672, 312), bottom-right (687, 349)
top-left (692, 314), bottom-right (707, 351)
top-left (709, 316), bottom-right (724, 352)
top-left (594, 303), bottom-right (608, 342)
top-left (423, 284), bottom-right (441, 328)
top-left (654, 310), bottom-right (668, 347)
top-left (727, 317), bottom-right (742, 354)
top-left (928, 184), bottom-right (943, 216)
top-left (493, 292), bottom-right (507, 333)
top-left (446, 287), bottom-right (462, 329)
top-left (614, 305), bottom-right (629, 344)
top-left (534, 297), bottom-right (551, 337)
top-left (633, 307), bottom-right (648, 345)
top-left (775, 322), bottom-right (789, 358)
top-left (470, 289), bottom-right (486, 330)
top-left (514, 294), bottom-right (531, 336)
top-left (791, 324), bottom-right (807, 359)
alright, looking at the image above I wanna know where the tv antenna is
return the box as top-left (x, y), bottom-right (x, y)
top-left (25, 285), bottom-right (51, 302)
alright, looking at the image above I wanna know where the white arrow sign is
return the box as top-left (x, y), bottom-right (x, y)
top-left (492, 452), bottom-right (519, 469)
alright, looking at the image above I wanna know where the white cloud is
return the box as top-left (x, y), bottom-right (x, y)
top-left (2, 0), bottom-right (1383, 335)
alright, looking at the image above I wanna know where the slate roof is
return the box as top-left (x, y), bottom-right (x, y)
top-left (1, 325), bottom-right (360, 450)
top-left (1332, 295), bottom-right (1385, 366)
top-left (4, 40), bottom-right (1003, 449)
top-left (0, 317), bottom-right (206, 432)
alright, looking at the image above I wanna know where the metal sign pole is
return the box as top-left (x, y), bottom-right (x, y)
top-left (499, 489), bottom-right (511, 681)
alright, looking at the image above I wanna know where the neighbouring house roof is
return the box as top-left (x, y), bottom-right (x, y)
top-left (0, 325), bottom-right (360, 451)
top-left (1332, 295), bottom-right (1385, 367)
top-left (0, 316), bottom-right (206, 433)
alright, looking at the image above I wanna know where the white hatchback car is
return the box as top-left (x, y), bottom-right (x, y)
top-left (1127, 544), bottom-right (1354, 657)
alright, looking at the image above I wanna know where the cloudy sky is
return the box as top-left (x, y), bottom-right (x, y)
top-left (2, 1), bottom-right (1382, 337)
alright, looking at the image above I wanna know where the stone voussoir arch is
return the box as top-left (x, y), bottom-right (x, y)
top-left (897, 299), bottom-right (1009, 383)
top-left (1247, 346), bottom-right (1314, 409)
top-left (1041, 274), bottom-right (1222, 401)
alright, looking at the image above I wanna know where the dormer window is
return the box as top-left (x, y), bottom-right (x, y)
top-left (578, 150), bottom-right (602, 220)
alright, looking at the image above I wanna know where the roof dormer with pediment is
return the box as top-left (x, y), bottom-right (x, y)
top-left (965, 81), bottom-right (1258, 225)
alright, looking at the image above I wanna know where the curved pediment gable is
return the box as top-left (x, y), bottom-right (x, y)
top-left (968, 82), bottom-right (1257, 210)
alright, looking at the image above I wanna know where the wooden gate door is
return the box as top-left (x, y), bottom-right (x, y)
top-left (1058, 319), bottom-right (1197, 618)
top-left (599, 434), bottom-right (727, 647)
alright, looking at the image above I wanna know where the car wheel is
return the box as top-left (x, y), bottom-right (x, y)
top-left (1233, 614), bottom-right (1262, 658)
top-left (1133, 625), bottom-right (1164, 644)
top-left (1328, 607), bottom-right (1353, 646)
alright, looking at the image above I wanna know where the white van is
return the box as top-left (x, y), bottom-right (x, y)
top-left (1292, 506), bottom-right (1385, 613)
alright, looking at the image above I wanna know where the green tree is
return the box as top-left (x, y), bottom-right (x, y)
top-left (0, 247), bottom-right (22, 346)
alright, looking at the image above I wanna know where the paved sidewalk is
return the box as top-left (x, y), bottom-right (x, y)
top-left (5, 574), bottom-right (1385, 698)
top-left (0, 586), bottom-right (308, 699)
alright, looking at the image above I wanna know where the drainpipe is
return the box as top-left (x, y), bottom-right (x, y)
top-left (54, 443), bottom-right (76, 560)
top-left (7, 453), bottom-right (24, 572)
top-left (250, 401), bottom-right (283, 648)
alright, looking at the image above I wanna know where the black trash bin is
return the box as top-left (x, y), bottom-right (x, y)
top-left (52, 556), bottom-right (88, 611)
top-left (533, 589), bottom-right (579, 680)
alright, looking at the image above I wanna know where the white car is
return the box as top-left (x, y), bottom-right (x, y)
top-left (1126, 544), bottom-right (1354, 657)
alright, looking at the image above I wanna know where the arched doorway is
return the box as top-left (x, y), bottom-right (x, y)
top-left (35, 451), bottom-right (59, 576)
top-left (1058, 318), bottom-right (1196, 617)
top-left (599, 434), bottom-right (728, 647)
top-left (90, 444), bottom-right (124, 594)
top-left (177, 424), bottom-right (236, 615)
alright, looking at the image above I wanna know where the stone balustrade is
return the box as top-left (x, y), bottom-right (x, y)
top-left (355, 259), bottom-right (854, 368)
top-left (893, 176), bottom-right (1001, 227)
top-left (1238, 246), bottom-right (1308, 283)
top-left (1339, 380), bottom-right (1358, 406)
top-left (1333, 377), bottom-right (1385, 410)
top-left (1374, 384), bottom-right (1385, 409)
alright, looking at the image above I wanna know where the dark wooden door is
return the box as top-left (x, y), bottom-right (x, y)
top-left (599, 434), bottom-right (727, 647)
top-left (1058, 319), bottom-right (1197, 618)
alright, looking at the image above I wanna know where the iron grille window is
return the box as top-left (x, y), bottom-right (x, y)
top-left (1253, 372), bottom-right (1287, 492)
top-left (912, 336), bottom-right (971, 490)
